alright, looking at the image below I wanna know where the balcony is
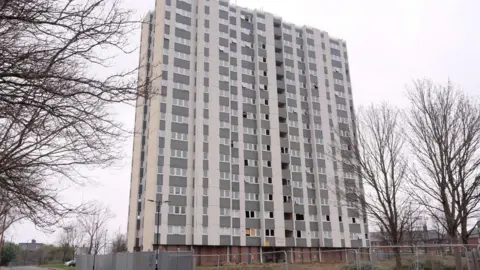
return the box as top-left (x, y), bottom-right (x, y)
top-left (275, 52), bottom-right (284, 63)
top-left (286, 237), bottom-right (295, 246)
top-left (276, 66), bottom-right (285, 76)
top-left (275, 39), bottom-right (283, 50)
top-left (284, 220), bottom-right (294, 230)
top-left (283, 202), bottom-right (293, 212)
top-left (274, 31), bottom-right (282, 39)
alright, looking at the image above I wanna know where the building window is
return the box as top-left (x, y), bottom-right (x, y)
top-left (244, 159), bottom-right (258, 167)
top-left (169, 186), bottom-right (186, 195)
top-left (245, 193), bottom-right (259, 201)
top-left (220, 189), bottom-right (230, 198)
top-left (170, 167), bottom-right (187, 177)
top-left (220, 208), bottom-right (230, 216)
top-left (265, 229), bottom-right (275, 237)
top-left (168, 226), bottom-right (185, 235)
top-left (246, 228), bottom-right (259, 237)
top-left (220, 227), bottom-right (231, 235)
top-left (169, 206), bottom-right (186, 215)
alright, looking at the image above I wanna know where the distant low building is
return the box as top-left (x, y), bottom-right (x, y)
top-left (370, 225), bottom-right (446, 247)
top-left (19, 239), bottom-right (43, 250)
top-left (76, 246), bottom-right (88, 255)
top-left (467, 225), bottom-right (480, 245)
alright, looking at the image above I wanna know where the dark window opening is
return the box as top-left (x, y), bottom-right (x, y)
top-left (295, 214), bottom-right (304, 221)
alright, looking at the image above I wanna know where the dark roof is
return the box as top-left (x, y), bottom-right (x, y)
top-left (19, 240), bottom-right (43, 250)
top-left (469, 227), bottom-right (480, 237)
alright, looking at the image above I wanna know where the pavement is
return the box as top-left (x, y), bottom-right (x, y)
top-left (3, 267), bottom-right (46, 270)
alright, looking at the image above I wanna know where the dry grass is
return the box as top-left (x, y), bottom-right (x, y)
top-left (196, 255), bottom-right (468, 270)
top-left (198, 262), bottom-right (347, 270)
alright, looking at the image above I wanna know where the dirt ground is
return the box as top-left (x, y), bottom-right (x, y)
top-left (198, 262), bottom-right (347, 270)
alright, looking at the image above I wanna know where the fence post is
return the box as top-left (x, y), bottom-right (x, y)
top-left (283, 250), bottom-right (288, 270)
top-left (462, 246), bottom-right (470, 270)
top-left (290, 248), bottom-right (294, 263)
top-left (354, 250), bottom-right (359, 270)
top-left (216, 254), bottom-right (220, 270)
top-left (259, 248), bottom-right (263, 264)
top-left (413, 245), bottom-right (419, 270)
top-left (318, 248), bottom-right (321, 262)
top-left (248, 253), bottom-right (252, 270)
top-left (372, 249), bottom-right (376, 270)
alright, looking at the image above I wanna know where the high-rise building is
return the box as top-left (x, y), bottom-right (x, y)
top-left (127, 0), bottom-right (368, 256)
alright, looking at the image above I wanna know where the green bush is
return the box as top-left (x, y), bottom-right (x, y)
top-left (417, 258), bottom-right (456, 270)
top-left (1, 242), bottom-right (21, 266)
top-left (396, 258), bottom-right (456, 270)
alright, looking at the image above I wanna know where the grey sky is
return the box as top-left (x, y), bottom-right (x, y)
top-left (8, 0), bottom-right (480, 244)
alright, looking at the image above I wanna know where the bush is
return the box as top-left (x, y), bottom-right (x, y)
top-left (1, 243), bottom-right (20, 266)
top-left (418, 258), bottom-right (456, 270)
top-left (397, 258), bottom-right (456, 270)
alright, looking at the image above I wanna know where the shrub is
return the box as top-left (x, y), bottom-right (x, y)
top-left (398, 258), bottom-right (456, 270)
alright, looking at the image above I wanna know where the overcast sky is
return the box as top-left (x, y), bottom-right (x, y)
top-left (8, 0), bottom-right (480, 244)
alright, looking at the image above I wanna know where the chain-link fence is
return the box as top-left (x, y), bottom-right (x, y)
top-left (77, 251), bottom-right (194, 270)
top-left (76, 245), bottom-right (480, 270)
top-left (193, 251), bottom-right (288, 270)
top-left (352, 244), bottom-right (475, 270)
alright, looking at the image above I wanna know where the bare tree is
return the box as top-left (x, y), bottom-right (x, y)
top-left (110, 230), bottom-right (127, 254)
top-left (78, 203), bottom-right (113, 255)
top-left (0, 196), bottom-right (22, 239)
top-left (405, 79), bottom-right (480, 269)
top-left (338, 104), bottom-right (417, 270)
top-left (403, 209), bottom-right (424, 252)
top-left (57, 223), bottom-right (84, 261)
top-left (58, 229), bottom-right (72, 262)
top-left (430, 212), bottom-right (448, 244)
top-left (0, 0), bottom-right (156, 229)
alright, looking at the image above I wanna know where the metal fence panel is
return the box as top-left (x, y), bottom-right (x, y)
top-left (126, 253), bottom-right (134, 270)
top-left (114, 253), bottom-right (127, 270)
top-left (133, 252), bottom-right (155, 270)
top-left (77, 254), bottom-right (88, 270)
top-left (167, 252), bottom-right (194, 270)
top-left (98, 254), bottom-right (115, 270)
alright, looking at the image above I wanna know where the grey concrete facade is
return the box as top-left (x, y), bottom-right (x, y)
top-left (127, 0), bottom-right (368, 251)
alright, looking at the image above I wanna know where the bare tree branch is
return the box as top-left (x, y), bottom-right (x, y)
top-left (405, 79), bottom-right (480, 269)
top-left (109, 228), bottom-right (127, 254)
top-left (0, 0), bottom-right (158, 229)
top-left (78, 203), bottom-right (113, 255)
top-left (337, 104), bottom-right (417, 270)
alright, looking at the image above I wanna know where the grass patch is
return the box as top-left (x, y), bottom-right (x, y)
top-left (39, 264), bottom-right (74, 269)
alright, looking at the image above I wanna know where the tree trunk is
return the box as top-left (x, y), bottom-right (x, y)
top-left (451, 236), bottom-right (462, 270)
top-left (393, 247), bottom-right (402, 270)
